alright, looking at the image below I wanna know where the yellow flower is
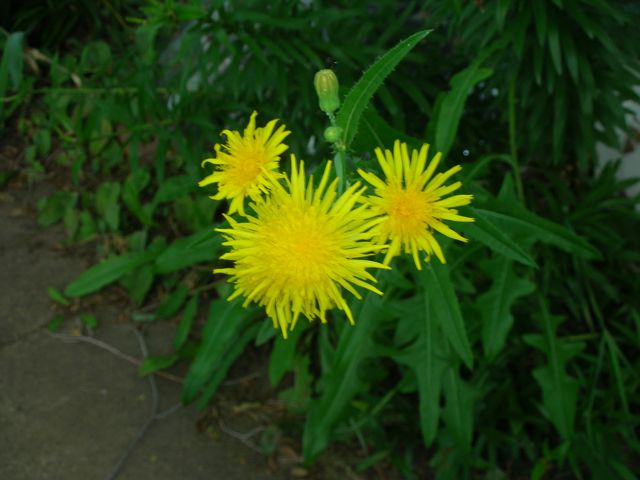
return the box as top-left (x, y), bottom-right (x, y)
top-left (215, 156), bottom-right (389, 338)
top-left (358, 140), bottom-right (474, 269)
top-left (199, 111), bottom-right (290, 216)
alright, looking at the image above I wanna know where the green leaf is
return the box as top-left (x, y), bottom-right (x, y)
top-left (138, 354), bottom-right (180, 377)
top-left (48, 287), bottom-right (70, 306)
top-left (495, 0), bottom-right (510, 31)
top-left (79, 313), bottom-right (98, 329)
top-left (182, 298), bottom-right (255, 404)
top-left (478, 256), bottom-right (536, 358)
top-left (47, 315), bottom-right (64, 332)
top-left (421, 263), bottom-right (473, 369)
top-left (442, 367), bottom-right (474, 452)
top-left (173, 295), bottom-right (199, 351)
top-left (155, 286), bottom-right (188, 320)
top-left (395, 292), bottom-right (446, 446)
top-left (475, 207), bottom-right (600, 259)
top-left (255, 319), bottom-right (277, 346)
top-left (303, 292), bottom-right (385, 462)
top-left (122, 170), bottom-right (152, 226)
top-left (155, 228), bottom-right (222, 274)
top-left (523, 301), bottom-right (584, 439)
top-left (268, 322), bottom-right (306, 387)
top-left (336, 30), bottom-right (431, 148)
top-left (95, 181), bottom-right (121, 231)
top-left (64, 250), bottom-right (158, 297)
top-left (432, 63), bottom-right (492, 157)
top-left (457, 209), bottom-right (537, 267)
top-left (196, 322), bottom-right (260, 409)
top-left (547, 18), bottom-right (563, 75)
top-left (0, 31), bottom-right (25, 96)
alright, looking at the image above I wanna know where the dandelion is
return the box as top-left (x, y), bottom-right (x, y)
top-left (199, 111), bottom-right (290, 216)
top-left (215, 156), bottom-right (389, 338)
top-left (358, 140), bottom-right (474, 269)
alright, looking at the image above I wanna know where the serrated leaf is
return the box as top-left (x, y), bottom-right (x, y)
top-left (478, 257), bottom-right (535, 358)
top-left (336, 30), bottom-right (431, 148)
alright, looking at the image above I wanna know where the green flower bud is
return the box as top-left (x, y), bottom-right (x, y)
top-left (323, 126), bottom-right (343, 143)
top-left (314, 69), bottom-right (340, 114)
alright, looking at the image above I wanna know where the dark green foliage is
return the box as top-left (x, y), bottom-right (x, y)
top-left (3, 1), bottom-right (639, 478)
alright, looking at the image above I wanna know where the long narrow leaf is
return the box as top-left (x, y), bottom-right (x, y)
top-left (336, 30), bottom-right (431, 148)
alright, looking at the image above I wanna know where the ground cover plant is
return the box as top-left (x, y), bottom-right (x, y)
top-left (2, 1), bottom-right (639, 478)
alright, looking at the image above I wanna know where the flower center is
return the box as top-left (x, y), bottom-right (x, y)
top-left (229, 150), bottom-right (266, 188)
top-left (386, 187), bottom-right (433, 235)
top-left (258, 207), bottom-right (334, 290)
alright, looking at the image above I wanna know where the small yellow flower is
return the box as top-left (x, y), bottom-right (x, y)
top-left (215, 156), bottom-right (388, 338)
top-left (358, 140), bottom-right (474, 269)
top-left (199, 111), bottom-right (290, 216)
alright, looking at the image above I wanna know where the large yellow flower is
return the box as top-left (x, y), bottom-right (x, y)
top-left (199, 111), bottom-right (290, 216)
top-left (215, 156), bottom-right (388, 338)
top-left (358, 140), bottom-right (474, 269)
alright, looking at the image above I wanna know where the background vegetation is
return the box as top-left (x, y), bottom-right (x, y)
top-left (2, 1), bottom-right (639, 478)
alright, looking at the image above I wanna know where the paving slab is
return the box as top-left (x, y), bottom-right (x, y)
top-left (0, 192), bottom-right (284, 480)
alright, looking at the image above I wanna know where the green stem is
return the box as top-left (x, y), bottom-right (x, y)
top-left (326, 111), bottom-right (346, 194)
top-left (508, 76), bottom-right (525, 203)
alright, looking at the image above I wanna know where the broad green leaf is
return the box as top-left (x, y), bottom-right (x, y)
top-left (64, 250), bottom-right (158, 297)
top-left (173, 295), bottom-right (199, 351)
top-left (182, 298), bottom-right (255, 404)
top-left (523, 303), bottom-right (584, 439)
top-left (120, 264), bottom-right (155, 306)
top-left (336, 30), bottom-right (431, 148)
top-left (303, 292), bottom-right (385, 462)
top-left (155, 228), bottom-right (222, 274)
top-left (457, 209), bottom-right (537, 267)
top-left (421, 263), bottom-right (473, 369)
top-left (478, 256), bottom-right (536, 358)
top-left (138, 354), bottom-right (180, 377)
top-left (431, 62), bottom-right (492, 157)
top-left (269, 322), bottom-right (306, 387)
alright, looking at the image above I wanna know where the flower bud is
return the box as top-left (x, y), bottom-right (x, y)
top-left (323, 126), bottom-right (343, 143)
top-left (314, 69), bottom-right (340, 114)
